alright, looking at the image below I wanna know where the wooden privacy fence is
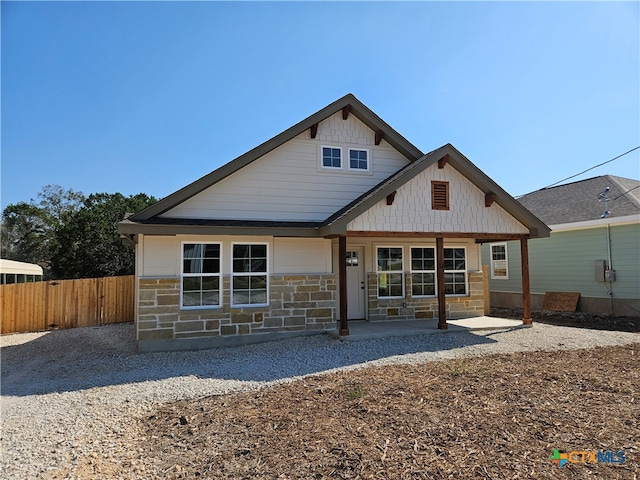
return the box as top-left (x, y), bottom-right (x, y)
top-left (0, 275), bottom-right (135, 334)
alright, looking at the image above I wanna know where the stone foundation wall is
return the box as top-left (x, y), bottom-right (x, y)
top-left (137, 274), bottom-right (337, 344)
top-left (367, 271), bottom-right (486, 321)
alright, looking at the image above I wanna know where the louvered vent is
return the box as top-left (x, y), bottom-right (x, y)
top-left (431, 181), bottom-right (450, 210)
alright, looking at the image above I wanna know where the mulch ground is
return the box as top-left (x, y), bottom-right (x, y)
top-left (117, 341), bottom-right (639, 479)
top-left (492, 307), bottom-right (640, 333)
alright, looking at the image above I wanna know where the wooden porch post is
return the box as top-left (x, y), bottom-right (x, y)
top-left (436, 237), bottom-right (447, 329)
top-left (520, 237), bottom-right (533, 325)
top-left (339, 235), bottom-right (349, 335)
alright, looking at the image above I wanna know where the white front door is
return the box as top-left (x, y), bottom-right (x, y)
top-left (346, 246), bottom-right (366, 319)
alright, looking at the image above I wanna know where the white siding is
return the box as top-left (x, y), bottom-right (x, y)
top-left (141, 235), bottom-right (275, 277)
top-left (273, 238), bottom-right (332, 274)
top-left (348, 163), bottom-right (529, 234)
top-left (161, 112), bottom-right (411, 221)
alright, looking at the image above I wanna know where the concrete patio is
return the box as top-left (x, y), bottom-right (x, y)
top-left (330, 316), bottom-right (528, 342)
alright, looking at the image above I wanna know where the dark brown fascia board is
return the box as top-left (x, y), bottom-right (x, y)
top-left (440, 144), bottom-right (551, 239)
top-left (117, 220), bottom-right (322, 238)
top-left (320, 144), bottom-right (551, 239)
top-left (130, 93), bottom-right (424, 221)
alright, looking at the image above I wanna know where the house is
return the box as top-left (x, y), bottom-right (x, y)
top-left (483, 175), bottom-right (640, 316)
top-left (118, 94), bottom-right (550, 352)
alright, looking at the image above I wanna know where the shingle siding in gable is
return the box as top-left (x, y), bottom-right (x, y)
top-left (347, 163), bottom-right (529, 234)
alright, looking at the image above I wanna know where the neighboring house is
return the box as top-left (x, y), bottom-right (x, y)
top-left (119, 94), bottom-right (549, 352)
top-left (0, 259), bottom-right (44, 284)
top-left (483, 175), bottom-right (640, 316)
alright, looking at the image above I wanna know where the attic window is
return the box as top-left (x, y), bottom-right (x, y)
top-left (322, 146), bottom-right (342, 169)
top-left (431, 181), bottom-right (450, 210)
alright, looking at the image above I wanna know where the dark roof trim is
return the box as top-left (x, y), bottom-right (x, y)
top-left (319, 144), bottom-right (551, 239)
top-left (118, 219), bottom-right (322, 238)
top-left (130, 93), bottom-right (424, 221)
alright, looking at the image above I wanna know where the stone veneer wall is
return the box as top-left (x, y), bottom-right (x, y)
top-left (367, 271), bottom-right (486, 321)
top-left (137, 274), bottom-right (336, 344)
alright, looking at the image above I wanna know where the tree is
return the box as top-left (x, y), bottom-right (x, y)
top-left (51, 192), bottom-right (156, 279)
top-left (1, 186), bottom-right (84, 278)
top-left (1, 186), bottom-right (155, 279)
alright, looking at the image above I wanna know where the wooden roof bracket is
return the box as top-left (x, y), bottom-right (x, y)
top-left (485, 192), bottom-right (497, 207)
top-left (310, 123), bottom-right (318, 138)
top-left (438, 154), bottom-right (449, 169)
top-left (375, 130), bottom-right (384, 145)
top-left (342, 105), bottom-right (351, 120)
top-left (386, 191), bottom-right (397, 205)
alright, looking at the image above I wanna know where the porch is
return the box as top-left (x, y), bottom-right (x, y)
top-left (330, 316), bottom-right (528, 342)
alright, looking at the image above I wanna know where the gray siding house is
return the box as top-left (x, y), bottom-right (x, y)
top-left (119, 94), bottom-right (550, 352)
top-left (483, 175), bottom-right (640, 316)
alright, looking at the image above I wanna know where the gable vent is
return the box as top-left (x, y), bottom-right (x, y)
top-left (431, 181), bottom-right (450, 210)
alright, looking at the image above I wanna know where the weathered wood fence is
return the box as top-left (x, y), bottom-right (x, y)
top-left (0, 275), bottom-right (135, 334)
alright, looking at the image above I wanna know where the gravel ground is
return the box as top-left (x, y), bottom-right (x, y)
top-left (1, 321), bottom-right (638, 479)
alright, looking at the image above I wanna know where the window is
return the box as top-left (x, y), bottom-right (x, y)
top-left (181, 243), bottom-right (221, 308)
top-left (411, 247), bottom-right (436, 297)
top-left (377, 247), bottom-right (404, 298)
top-left (444, 247), bottom-right (467, 295)
top-left (432, 181), bottom-right (450, 210)
top-left (232, 244), bottom-right (268, 306)
top-left (346, 250), bottom-right (359, 267)
top-left (348, 149), bottom-right (369, 171)
top-left (490, 243), bottom-right (509, 279)
top-left (322, 146), bottom-right (342, 168)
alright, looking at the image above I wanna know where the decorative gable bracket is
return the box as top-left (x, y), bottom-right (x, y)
top-left (386, 191), bottom-right (397, 205)
top-left (485, 192), bottom-right (497, 207)
top-left (342, 105), bottom-right (351, 120)
top-left (438, 154), bottom-right (450, 169)
top-left (310, 123), bottom-right (318, 138)
top-left (375, 130), bottom-right (384, 145)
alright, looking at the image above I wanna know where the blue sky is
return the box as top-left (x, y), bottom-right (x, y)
top-left (2, 1), bottom-right (638, 209)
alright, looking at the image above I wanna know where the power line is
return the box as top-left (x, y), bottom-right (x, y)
top-left (542, 146), bottom-right (639, 189)
top-left (612, 184), bottom-right (640, 202)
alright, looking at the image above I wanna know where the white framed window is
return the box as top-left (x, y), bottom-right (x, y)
top-left (348, 148), bottom-right (369, 171)
top-left (321, 146), bottom-right (342, 169)
top-left (444, 247), bottom-right (467, 295)
top-left (181, 243), bottom-right (221, 309)
top-left (410, 247), bottom-right (436, 297)
top-left (231, 243), bottom-right (268, 306)
top-left (490, 243), bottom-right (509, 279)
top-left (376, 247), bottom-right (404, 298)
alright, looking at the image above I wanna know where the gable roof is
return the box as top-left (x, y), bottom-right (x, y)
top-left (319, 143), bottom-right (550, 238)
top-left (517, 175), bottom-right (640, 225)
top-left (129, 93), bottom-right (424, 221)
top-left (119, 142), bottom-right (550, 239)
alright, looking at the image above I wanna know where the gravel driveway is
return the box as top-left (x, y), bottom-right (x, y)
top-left (1, 321), bottom-right (637, 479)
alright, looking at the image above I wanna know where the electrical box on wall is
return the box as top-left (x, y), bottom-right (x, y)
top-left (605, 268), bottom-right (616, 282)
top-left (594, 260), bottom-right (606, 282)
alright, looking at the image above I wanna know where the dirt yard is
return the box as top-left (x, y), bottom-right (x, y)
top-left (58, 340), bottom-right (639, 479)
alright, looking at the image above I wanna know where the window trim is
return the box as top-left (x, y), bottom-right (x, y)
top-left (490, 242), bottom-right (509, 280)
top-left (410, 246), bottom-right (436, 298)
top-left (231, 242), bottom-right (269, 308)
top-left (347, 148), bottom-right (370, 172)
top-left (180, 241), bottom-right (222, 310)
top-left (443, 246), bottom-right (468, 296)
top-left (320, 145), bottom-right (343, 170)
top-left (376, 246), bottom-right (405, 299)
